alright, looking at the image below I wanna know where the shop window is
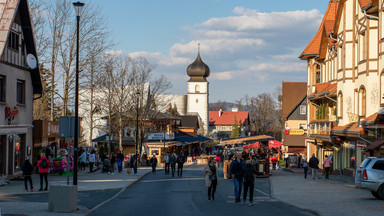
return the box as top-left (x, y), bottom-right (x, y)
top-left (0, 75), bottom-right (5, 102)
top-left (300, 105), bottom-right (306, 115)
top-left (14, 135), bottom-right (21, 172)
top-left (17, 80), bottom-right (25, 104)
top-left (299, 123), bottom-right (307, 129)
top-left (8, 31), bottom-right (19, 51)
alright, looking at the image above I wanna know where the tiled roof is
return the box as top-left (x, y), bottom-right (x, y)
top-left (359, 0), bottom-right (373, 8)
top-left (332, 122), bottom-right (365, 136)
top-left (361, 112), bottom-right (378, 124)
top-left (308, 83), bottom-right (337, 98)
top-left (299, 0), bottom-right (339, 60)
top-left (0, 0), bottom-right (18, 59)
top-left (282, 82), bottom-right (307, 117)
top-left (220, 135), bottom-right (274, 145)
top-left (209, 111), bottom-right (249, 126)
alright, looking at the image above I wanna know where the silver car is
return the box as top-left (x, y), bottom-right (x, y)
top-left (355, 157), bottom-right (384, 200)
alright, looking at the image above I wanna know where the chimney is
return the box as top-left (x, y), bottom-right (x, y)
top-left (232, 107), bottom-right (238, 112)
top-left (219, 109), bottom-right (222, 117)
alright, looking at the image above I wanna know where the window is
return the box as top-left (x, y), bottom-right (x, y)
top-left (300, 105), bottom-right (306, 115)
top-left (372, 160), bottom-right (384, 171)
top-left (338, 92), bottom-right (343, 118)
top-left (315, 64), bottom-right (321, 83)
top-left (299, 123), bottom-right (307, 130)
top-left (359, 87), bottom-right (366, 117)
top-left (8, 31), bottom-right (20, 51)
top-left (17, 80), bottom-right (25, 104)
top-left (0, 76), bottom-right (5, 102)
top-left (195, 85), bottom-right (200, 93)
top-left (360, 33), bottom-right (366, 60)
top-left (222, 126), bottom-right (226, 130)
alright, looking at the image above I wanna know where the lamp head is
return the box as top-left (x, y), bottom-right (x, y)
top-left (72, 1), bottom-right (85, 16)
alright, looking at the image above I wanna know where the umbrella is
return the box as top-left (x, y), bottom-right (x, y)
top-left (243, 142), bottom-right (260, 148)
top-left (268, 140), bottom-right (283, 148)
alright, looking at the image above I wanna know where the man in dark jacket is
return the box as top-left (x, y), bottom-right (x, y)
top-left (177, 153), bottom-right (185, 177)
top-left (150, 154), bottom-right (158, 174)
top-left (243, 159), bottom-right (264, 206)
top-left (309, 154), bottom-right (320, 179)
top-left (22, 157), bottom-right (34, 192)
top-left (116, 151), bottom-right (124, 173)
top-left (230, 153), bottom-right (245, 203)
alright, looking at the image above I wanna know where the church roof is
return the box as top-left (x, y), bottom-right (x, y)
top-left (187, 46), bottom-right (210, 82)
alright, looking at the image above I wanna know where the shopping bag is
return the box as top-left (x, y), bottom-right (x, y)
top-left (127, 167), bottom-right (132, 174)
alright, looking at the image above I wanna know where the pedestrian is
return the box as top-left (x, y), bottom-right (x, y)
top-left (142, 152), bottom-right (148, 166)
top-left (37, 153), bottom-right (51, 191)
top-left (271, 154), bottom-right (278, 170)
top-left (116, 150), bottom-right (124, 173)
top-left (164, 153), bottom-right (170, 175)
top-left (177, 153), bottom-right (185, 177)
top-left (204, 157), bottom-right (218, 201)
top-left (230, 152), bottom-right (245, 203)
top-left (110, 153), bottom-right (116, 174)
top-left (308, 153), bottom-right (320, 180)
top-left (89, 149), bottom-right (96, 173)
top-left (150, 154), bottom-right (158, 174)
top-left (298, 154), bottom-right (302, 168)
top-left (243, 159), bottom-right (264, 206)
top-left (78, 150), bottom-right (87, 171)
top-left (170, 153), bottom-right (177, 177)
top-left (22, 157), bottom-right (33, 192)
top-left (132, 154), bottom-right (138, 175)
top-left (323, 155), bottom-right (333, 179)
top-left (302, 157), bottom-right (308, 180)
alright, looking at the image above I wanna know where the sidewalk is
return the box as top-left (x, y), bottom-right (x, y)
top-left (0, 167), bottom-right (152, 215)
top-left (270, 169), bottom-right (383, 216)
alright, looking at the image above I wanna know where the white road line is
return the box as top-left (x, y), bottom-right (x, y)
top-left (254, 188), bottom-right (270, 196)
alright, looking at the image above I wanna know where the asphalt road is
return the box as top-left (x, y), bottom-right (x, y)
top-left (90, 165), bottom-right (316, 216)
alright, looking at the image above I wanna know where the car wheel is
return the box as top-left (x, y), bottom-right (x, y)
top-left (378, 184), bottom-right (384, 200)
top-left (371, 191), bottom-right (379, 199)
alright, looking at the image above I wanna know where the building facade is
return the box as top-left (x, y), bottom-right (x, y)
top-left (0, 0), bottom-right (42, 179)
top-left (300, 0), bottom-right (384, 175)
top-left (209, 108), bottom-right (249, 138)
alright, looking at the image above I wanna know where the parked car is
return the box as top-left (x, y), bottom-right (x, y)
top-left (355, 157), bottom-right (384, 200)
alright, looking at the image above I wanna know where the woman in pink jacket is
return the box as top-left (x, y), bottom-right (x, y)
top-left (323, 155), bottom-right (332, 179)
top-left (37, 153), bottom-right (51, 191)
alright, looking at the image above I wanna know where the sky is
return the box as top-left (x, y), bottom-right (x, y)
top-left (91, 0), bottom-right (330, 103)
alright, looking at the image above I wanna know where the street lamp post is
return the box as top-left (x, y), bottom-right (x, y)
top-left (73, 1), bottom-right (84, 186)
top-left (136, 91), bottom-right (140, 160)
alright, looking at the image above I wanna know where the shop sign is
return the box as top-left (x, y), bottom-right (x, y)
top-left (5, 106), bottom-right (18, 125)
top-left (148, 133), bottom-right (175, 140)
top-left (357, 141), bottom-right (367, 148)
top-left (289, 129), bottom-right (305, 135)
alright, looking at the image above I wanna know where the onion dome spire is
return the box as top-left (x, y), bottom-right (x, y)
top-left (187, 43), bottom-right (210, 82)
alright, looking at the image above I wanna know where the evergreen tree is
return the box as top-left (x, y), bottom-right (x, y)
top-left (230, 116), bottom-right (240, 138)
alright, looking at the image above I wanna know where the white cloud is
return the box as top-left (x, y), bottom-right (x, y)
top-left (123, 7), bottom-right (323, 102)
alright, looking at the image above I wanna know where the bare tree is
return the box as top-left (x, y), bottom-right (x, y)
top-left (209, 100), bottom-right (228, 111)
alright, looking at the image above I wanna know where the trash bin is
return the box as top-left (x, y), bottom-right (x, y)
top-left (256, 159), bottom-right (269, 178)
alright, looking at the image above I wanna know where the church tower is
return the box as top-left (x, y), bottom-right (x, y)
top-left (186, 45), bottom-right (210, 135)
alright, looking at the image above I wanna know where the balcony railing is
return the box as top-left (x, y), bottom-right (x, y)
top-left (308, 121), bottom-right (336, 136)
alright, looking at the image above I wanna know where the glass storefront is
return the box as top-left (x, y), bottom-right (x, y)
top-left (345, 142), bottom-right (356, 169)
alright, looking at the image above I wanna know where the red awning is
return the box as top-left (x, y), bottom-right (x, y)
top-left (243, 140), bottom-right (282, 149)
top-left (243, 142), bottom-right (260, 149)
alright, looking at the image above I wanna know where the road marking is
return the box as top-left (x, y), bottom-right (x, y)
top-left (254, 188), bottom-right (269, 196)
top-left (142, 178), bottom-right (204, 183)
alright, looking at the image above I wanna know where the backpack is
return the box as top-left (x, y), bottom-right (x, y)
top-left (42, 159), bottom-right (48, 168)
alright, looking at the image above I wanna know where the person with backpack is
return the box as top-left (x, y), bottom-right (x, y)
top-left (37, 153), bottom-right (51, 191)
top-left (150, 154), bottom-right (158, 174)
top-left (170, 153), bottom-right (177, 177)
top-left (177, 153), bottom-right (185, 177)
top-left (22, 157), bottom-right (34, 192)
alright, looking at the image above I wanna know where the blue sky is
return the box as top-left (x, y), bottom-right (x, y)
top-left (92, 0), bottom-right (329, 102)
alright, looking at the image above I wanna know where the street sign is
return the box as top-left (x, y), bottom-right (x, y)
top-left (59, 116), bottom-right (80, 138)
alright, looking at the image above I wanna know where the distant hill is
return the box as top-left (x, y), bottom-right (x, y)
top-left (209, 102), bottom-right (239, 111)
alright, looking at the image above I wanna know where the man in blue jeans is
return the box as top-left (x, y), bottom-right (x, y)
top-left (230, 152), bottom-right (245, 203)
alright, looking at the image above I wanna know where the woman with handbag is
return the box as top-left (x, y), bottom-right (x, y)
top-left (204, 157), bottom-right (218, 201)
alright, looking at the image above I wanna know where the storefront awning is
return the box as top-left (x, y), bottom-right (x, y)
top-left (331, 122), bottom-right (365, 137)
top-left (220, 135), bottom-right (274, 145)
top-left (282, 135), bottom-right (306, 147)
top-left (174, 131), bottom-right (212, 144)
top-left (366, 140), bottom-right (384, 150)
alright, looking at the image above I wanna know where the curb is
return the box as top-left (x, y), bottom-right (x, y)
top-left (85, 171), bottom-right (151, 215)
